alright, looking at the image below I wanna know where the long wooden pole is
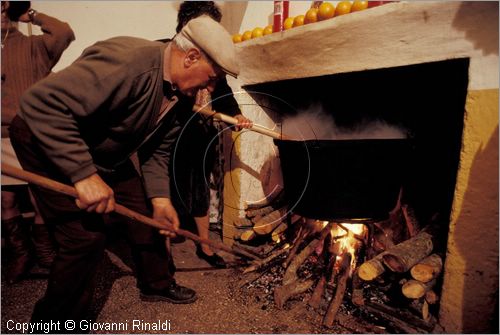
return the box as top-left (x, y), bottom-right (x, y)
top-left (1, 163), bottom-right (258, 261)
top-left (193, 104), bottom-right (293, 140)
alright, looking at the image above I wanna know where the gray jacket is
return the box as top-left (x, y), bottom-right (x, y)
top-left (18, 36), bottom-right (192, 198)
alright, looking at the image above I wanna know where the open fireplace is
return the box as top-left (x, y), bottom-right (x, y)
top-left (222, 2), bottom-right (498, 333)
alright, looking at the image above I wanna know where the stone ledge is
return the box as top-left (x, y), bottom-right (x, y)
top-left (235, 1), bottom-right (498, 87)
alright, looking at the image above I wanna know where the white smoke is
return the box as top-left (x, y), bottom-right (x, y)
top-left (281, 103), bottom-right (408, 140)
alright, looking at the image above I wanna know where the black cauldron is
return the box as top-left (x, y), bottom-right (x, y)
top-left (274, 139), bottom-right (411, 220)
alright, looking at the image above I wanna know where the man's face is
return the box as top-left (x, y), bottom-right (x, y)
top-left (176, 49), bottom-right (222, 98)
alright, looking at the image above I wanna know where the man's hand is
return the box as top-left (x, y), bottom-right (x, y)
top-left (151, 197), bottom-right (180, 237)
top-left (74, 173), bottom-right (115, 213)
top-left (233, 114), bottom-right (253, 131)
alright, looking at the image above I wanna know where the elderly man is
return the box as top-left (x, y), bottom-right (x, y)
top-left (9, 16), bottom-right (238, 330)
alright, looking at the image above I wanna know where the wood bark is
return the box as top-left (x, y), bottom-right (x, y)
top-left (382, 230), bottom-right (433, 273)
top-left (240, 229), bottom-right (256, 242)
top-left (425, 290), bottom-right (439, 305)
top-left (233, 217), bottom-right (253, 228)
top-left (274, 279), bottom-right (314, 309)
top-left (283, 225), bottom-right (307, 269)
top-left (402, 204), bottom-right (420, 238)
top-left (402, 279), bottom-right (436, 299)
top-left (283, 222), bottom-right (333, 285)
top-left (246, 205), bottom-right (275, 218)
top-left (410, 253), bottom-right (443, 283)
top-left (271, 222), bottom-right (288, 240)
top-left (232, 243), bottom-right (264, 259)
top-left (351, 269), bottom-right (365, 306)
top-left (242, 245), bottom-right (289, 274)
top-left (323, 253), bottom-right (352, 327)
top-left (308, 276), bottom-right (326, 309)
top-left (409, 298), bottom-right (432, 322)
top-left (253, 208), bottom-right (286, 235)
top-left (363, 301), bottom-right (435, 333)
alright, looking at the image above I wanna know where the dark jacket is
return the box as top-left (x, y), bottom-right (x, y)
top-left (18, 37), bottom-right (191, 198)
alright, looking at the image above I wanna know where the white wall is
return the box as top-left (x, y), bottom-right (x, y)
top-left (20, 1), bottom-right (180, 71)
top-left (20, 1), bottom-right (342, 71)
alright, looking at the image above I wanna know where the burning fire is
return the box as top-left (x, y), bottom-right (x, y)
top-left (328, 221), bottom-right (367, 275)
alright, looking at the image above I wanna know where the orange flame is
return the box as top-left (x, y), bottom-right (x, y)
top-left (330, 222), bottom-right (367, 275)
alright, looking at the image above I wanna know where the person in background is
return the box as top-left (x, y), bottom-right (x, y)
top-left (10, 15), bottom-right (239, 331)
top-left (1, 1), bottom-right (74, 284)
top-left (168, 1), bottom-right (253, 268)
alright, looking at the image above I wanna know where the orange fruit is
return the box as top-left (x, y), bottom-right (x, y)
top-left (241, 30), bottom-right (252, 41)
top-left (283, 17), bottom-right (294, 30)
top-left (232, 34), bottom-right (242, 43)
top-left (304, 8), bottom-right (318, 24)
top-left (251, 27), bottom-right (264, 38)
top-left (263, 25), bottom-right (273, 35)
top-left (293, 15), bottom-right (305, 27)
top-left (335, 1), bottom-right (352, 16)
top-left (318, 2), bottom-right (335, 21)
top-left (351, 0), bottom-right (369, 11)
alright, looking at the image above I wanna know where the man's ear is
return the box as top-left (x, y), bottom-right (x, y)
top-left (184, 48), bottom-right (202, 68)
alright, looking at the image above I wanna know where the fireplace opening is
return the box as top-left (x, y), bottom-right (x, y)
top-left (246, 57), bottom-right (469, 239)
top-left (233, 58), bottom-right (470, 331)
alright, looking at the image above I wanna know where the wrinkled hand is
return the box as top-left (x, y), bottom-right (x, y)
top-left (74, 173), bottom-right (115, 214)
top-left (152, 198), bottom-right (180, 238)
top-left (233, 114), bottom-right (253, 131)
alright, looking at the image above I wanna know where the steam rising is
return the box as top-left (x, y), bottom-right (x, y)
top-left (282, 104), bottom-right (408, 140)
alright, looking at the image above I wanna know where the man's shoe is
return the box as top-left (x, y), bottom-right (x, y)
top-left (140, 282), bottom-right (197, 304)
top-left (3, 216), bottom-right (34, 284)
top-left (196, 245), bottom-right (226, 268)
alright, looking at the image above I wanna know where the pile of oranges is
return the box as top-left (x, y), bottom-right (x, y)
top-left (233, 1), bottom-right (377, 43)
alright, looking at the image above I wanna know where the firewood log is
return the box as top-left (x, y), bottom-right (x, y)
top-left (253, 207), bottom-right (286, 235)
top-left (363, 301), bottom-right (434, 333)
top-left (422, 300), bottom-right (430, 322)
top-left (323, 253), bottom-right (352, 327)
top-left (308, 276), bottom-right (327, 309)
top-left (402, 279), bottom-right (436, 299)
top-left (351, 269), bottom-right (365, 306)
top-left (271, 233), bottom-right (285, 243)
top-left (245, 205), bottom-right (275, 218)
top-left (402, 204), bottom-right (420, 238)
top-left (410, 254), bottom-right (443, 283)
top-left (233, 217), bottom-right (253, 228)
top-left (242, 244), bottom-right (290, 274)
top-left (283, 222), bottom-right (333, 285)
top-left (271, 222), bottom-right (288, 240)
top-left (409, 298), bottom-right (431, 322)
top-left (358, 252), bottom-right (388, 281)
top-left (274, 279), bottom-right (314, 309)
top-left (251, 215), bottom-right (263, 224)
top-left (382, 230), bottom-right (433, 273)
top-left (425, 290), bottom-right (439, 305)
top-left (283, 226), bottom-right (307, 268)
top-left (240, 229), bottom-right (256, 242)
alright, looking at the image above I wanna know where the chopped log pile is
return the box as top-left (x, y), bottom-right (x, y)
top-left (234, 195), bottom-right (447, 332)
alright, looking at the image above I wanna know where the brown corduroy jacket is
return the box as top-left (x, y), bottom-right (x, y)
top-left (1, 13), bottom-right (75, 137)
